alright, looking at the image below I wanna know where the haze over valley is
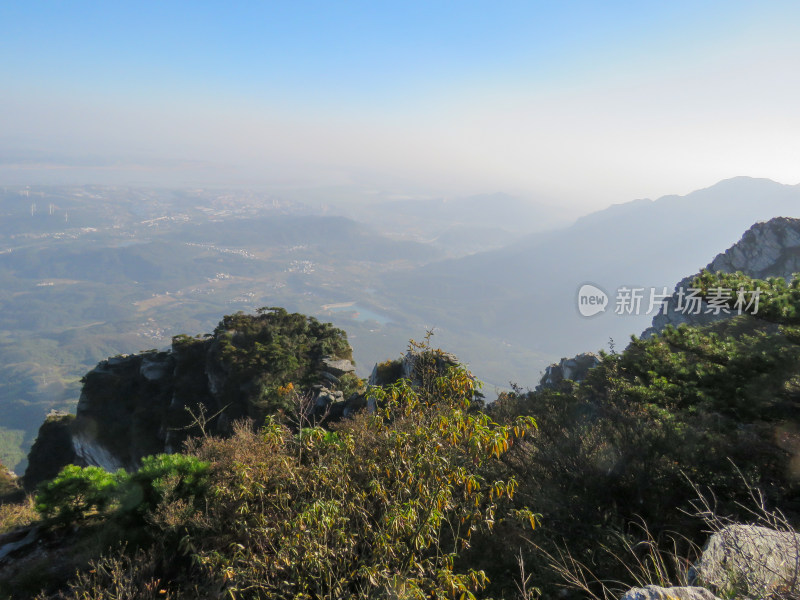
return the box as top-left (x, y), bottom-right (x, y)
top-left (1, 176), bottom-right (799, 472)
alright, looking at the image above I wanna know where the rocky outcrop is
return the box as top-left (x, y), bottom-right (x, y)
top-left (645, 217), bottom-right (800, 336)
top-left (537, 353), bottom-right (600, 390)
top-left (620, 585), bottom-right (719, 600)
top-left (23, 309), bottom-right (358, 483)
top-left (23, 412), bottom-right (77, 491)
top-left (368, 350), bottom-right (460, 387)
top-left (321, 357), bottom-right (356, 378)
top-left (692, 524), bottom-right (800, 598)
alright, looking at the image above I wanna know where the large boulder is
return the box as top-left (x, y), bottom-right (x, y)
top-left (692, 524), bottom-right (800, 599)
top-left (321, 357), bottom-right (355, 378)
top-left (620, 585), bottom-right (719, 600)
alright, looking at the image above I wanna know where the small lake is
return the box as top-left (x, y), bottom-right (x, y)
top-left (326, 303), bottom-right (391, 325)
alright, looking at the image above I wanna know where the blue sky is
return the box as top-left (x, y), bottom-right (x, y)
top-left (2, 1), bottom-right (799, 208)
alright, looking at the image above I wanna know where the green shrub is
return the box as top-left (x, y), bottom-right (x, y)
top-left (34, 454), bottom-right (209, 528)
top-left (375, 358), bottom-right (403, 384)
top-left (172, 352), bottom-right (538, 599)
top-left (35, 465), bottom-right (127, 524)
top-left (335, 371), bottom-right (364, 398)
top-left (117, 454), bottom-right (209, 519)
top-left (485, 272), bottom-right (800, 597)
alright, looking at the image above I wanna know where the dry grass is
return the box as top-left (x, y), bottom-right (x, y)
top-left (528, 519), bottom-right (700, 600)
top-left (0, 495), bottom-right (39, 534)
top-left (687, 471), bottom-right (800, 600)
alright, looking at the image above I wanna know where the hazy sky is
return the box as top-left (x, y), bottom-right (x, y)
top-left (2, 1), bottom-right (799, 209)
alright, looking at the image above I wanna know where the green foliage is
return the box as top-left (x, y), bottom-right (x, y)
top-left (35, 465), bottom-right (127, 524)
top-left (375, 358), bottom-right (404, 384)
top-left (34, 455), bottom-right (209, 527)
top-left (184, 360), bottom-right (535, 599)
top-left (211, 307), bottom-right (353, 418)
top-left (489, 274), bottom-right (800, 596)
top-left (693, 270), bottom-right (800, 325)
top-left (334, 371), bottom-right (364, 398)
top-left (117, 454), bottom-right (210, 520)
top-left (37, 343), bottom-right (536, 599)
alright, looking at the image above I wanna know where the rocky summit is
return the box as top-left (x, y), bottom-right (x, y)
top-left (23, 308), bottom-right (358, 489)
top-left (645, 216), bottom-right (800, 336)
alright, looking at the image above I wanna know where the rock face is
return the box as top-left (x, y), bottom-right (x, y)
top-left (645, 217), bottom-right (800, 336)
top-left (23, 412), bottom-right (77, 491)
top-left (692, 524), bottom-right (800, 598)
top-left (70, 350), bottom-right (179, 473)
top-left (23, 309), bottom-right (358, 485)
top-left (620, 585), bottom-right (719, 600)
top-left (537, 353), bottom-right (600, 390)
top-left (0, 527), bottom-right (40, 564)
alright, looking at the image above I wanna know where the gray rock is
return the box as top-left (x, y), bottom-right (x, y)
top-left (537, 352), bottom-right (600, 390)
top-left (321, 357), bottom-right (355, 377)
top-left (313, 387), bottom-right (345, 409)
top-left (645, 217), bottom-right (800, 337)
top-left (139, 354), bottom-right (173, 381)
top-left (0, 527), bottom-right (39, 563)
top-left (620, 585), bottom-right (719, 600)
top-left (692, 524), bottom-right (800, 598)
top-left (22, 413), bottom-right (77, 491)
top-left (106, 354), bottom-right (133, 366)
top-left (367, 362), bottom-right (384, 386)
top-left (72, 429), bottom-right (126, 472)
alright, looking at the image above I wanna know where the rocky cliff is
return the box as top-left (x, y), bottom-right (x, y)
top-left (21, 412), bottom-right (76, 492)
top-left (536, 352), bottom-right (600, 390)
top-left (645, 217), bottom-right (800, 336)
top-left (23, 308), bottom-right (359, 489)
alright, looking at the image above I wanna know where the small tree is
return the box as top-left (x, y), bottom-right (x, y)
top-left (35, 465), bottom-right (127, 524)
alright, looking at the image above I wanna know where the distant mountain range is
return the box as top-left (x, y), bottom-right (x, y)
top-left (380, 177), bottom-right (800, 369)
